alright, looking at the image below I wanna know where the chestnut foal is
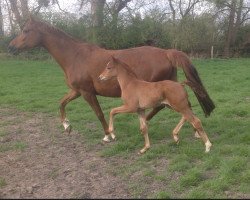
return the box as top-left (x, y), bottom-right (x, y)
top-left (99, 57), bottom-right (212, 154)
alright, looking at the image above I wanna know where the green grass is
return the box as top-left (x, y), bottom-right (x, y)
top-left (0, 177), bottom-right (7, 188)
top-left (0, 57), bottom-right (249, 198)
top-left (0, 141), bottom-right (27, 152)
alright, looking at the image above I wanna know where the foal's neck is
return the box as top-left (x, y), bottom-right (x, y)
top-left (116, 64), bottom-right (137, 90)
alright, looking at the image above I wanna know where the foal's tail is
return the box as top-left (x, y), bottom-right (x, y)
top-left (166, 49), bottom-right (215, 117)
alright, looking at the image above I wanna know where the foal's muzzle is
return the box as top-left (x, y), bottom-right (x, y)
top-left (8, 45), bottom-right (19, 55)
top-left (98, 75), bottom-right (107, 81)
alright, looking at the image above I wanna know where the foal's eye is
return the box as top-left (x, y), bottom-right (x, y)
top-left (23, 29), bottom-right (30, 34)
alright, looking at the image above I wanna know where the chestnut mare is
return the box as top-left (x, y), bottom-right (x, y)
top-left (99, 57), bottom-right (212, 154)
top-left (8, 17), bottom-right (215, 141)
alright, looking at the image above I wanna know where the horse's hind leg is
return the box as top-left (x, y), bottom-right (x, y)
top-left (172, 116), bottom-right (186, 144)
top-left (184, 112), bottom-right (212, 152)
top-left (146, 105), bottom-right (165, 121)
top-left (60, 89), bottom-right (80, 133)
top-left (138, 110), bottom-right (150, 154)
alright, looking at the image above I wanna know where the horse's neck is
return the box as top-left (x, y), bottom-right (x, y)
top-left (41, 32), bottom-right (81, 70)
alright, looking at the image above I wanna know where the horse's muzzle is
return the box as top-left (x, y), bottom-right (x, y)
top-left (8, 45), bottom-right (19, 55)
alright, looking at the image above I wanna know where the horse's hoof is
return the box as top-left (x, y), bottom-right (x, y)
top-left (65, 125), bottom-right (72, 134)
top-left (63, 118), bottom-right (71, 134)
top-left (102, 135), bottom-right (111, 143)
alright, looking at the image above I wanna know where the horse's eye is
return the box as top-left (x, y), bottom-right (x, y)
top-left (107, 67), bottom-right (111, 70)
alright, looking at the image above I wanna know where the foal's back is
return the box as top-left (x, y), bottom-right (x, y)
top-left (126, 79), bottom-right (189, 111)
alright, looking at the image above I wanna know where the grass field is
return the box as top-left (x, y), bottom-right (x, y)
top-left (0, 57), bottom-right (249, 198)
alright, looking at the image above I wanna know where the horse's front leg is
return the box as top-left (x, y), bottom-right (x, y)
top-left (60, 89), bottom-right (80, 133)
top-left (81, 92), bottom-right (112, 142)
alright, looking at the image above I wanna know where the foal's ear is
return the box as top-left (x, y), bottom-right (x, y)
top-left (28, 15), bottom-right (37, 23)
top-left (111, 56), bottom-right (120, 64)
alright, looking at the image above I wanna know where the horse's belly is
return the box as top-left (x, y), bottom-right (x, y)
top-left (94, 79), bottom-right (121, 97)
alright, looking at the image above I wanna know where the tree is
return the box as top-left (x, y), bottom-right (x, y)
top-left (108, 0), bottom-right (132, 26)
top-left (90, 0), bottom-right (105, 43)
top-left (211, 0), bottom-right (250, 57)
top-left (9, 0), bottom-right (23, 29)
top-left (78, 0), bottom-right (132, 44)
top-left (0, 0), bottom-right (4, 36)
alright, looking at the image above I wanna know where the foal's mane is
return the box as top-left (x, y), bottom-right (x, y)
top-left (113, 57), bottom-right (138, 79)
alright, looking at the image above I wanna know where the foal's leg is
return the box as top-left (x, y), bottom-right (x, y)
top-left (138, 110), bottom-right (150, 154)
top-left (194, 130), bottom-right (201, 138)
top-left (81, 92), bottom-right (110, 140)
top-left (184, 112), bottom-right (212, 153)
top-left (172, 116), bottom-right (186, 144)
top-left (60, 89), bottom-right (80, 133)
top-left (106, 105), bottom-right (135, 142)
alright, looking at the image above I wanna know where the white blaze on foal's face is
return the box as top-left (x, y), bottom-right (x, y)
top-left (105, 60), bottom-right (117, 79)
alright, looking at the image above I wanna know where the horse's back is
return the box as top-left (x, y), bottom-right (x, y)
top-left (112, 46), bottom-right (176, 82)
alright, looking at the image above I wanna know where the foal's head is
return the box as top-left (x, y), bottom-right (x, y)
top-left (8, 17), bottom-right (42, 54)
top-left (99, 56), bottom-right (118, 81)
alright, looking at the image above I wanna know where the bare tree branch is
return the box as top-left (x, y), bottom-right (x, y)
top-left (116, 0), bottom-right (132, 14)
top-left (54, 0), bottom-right (69, 13)
top-left (168, 0), bottom-right (176, 21)
top-left (9, 0), bottom-right (22, 28)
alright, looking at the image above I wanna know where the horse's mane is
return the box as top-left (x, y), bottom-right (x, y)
top-left (33, 20), bottom-right (82, 43)
top-left (114, 58), bottom-right (138, 79)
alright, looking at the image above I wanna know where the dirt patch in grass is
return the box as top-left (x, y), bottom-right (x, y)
top-left (0, 108), bottom-right (132, 198)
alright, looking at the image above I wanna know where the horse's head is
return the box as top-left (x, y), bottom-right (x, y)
top-left (8, 17), bottom-right (42, 54)
top-left (99, 56), bottom-right (119, 81)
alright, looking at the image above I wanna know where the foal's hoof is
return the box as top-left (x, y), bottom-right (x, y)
top-left (205, 141), bottom-right (212, 153)
top-left (110, 132), bottom-right (116, 141)
top-left (173, 136), bottom-right (179, 144)
top-left (138, 147), bottom-right (150, 155)
top-left (102, 133), bottom-right (117, 143)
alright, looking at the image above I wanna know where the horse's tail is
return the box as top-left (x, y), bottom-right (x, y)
top-left (166, 49), bottom-right (215, 117)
